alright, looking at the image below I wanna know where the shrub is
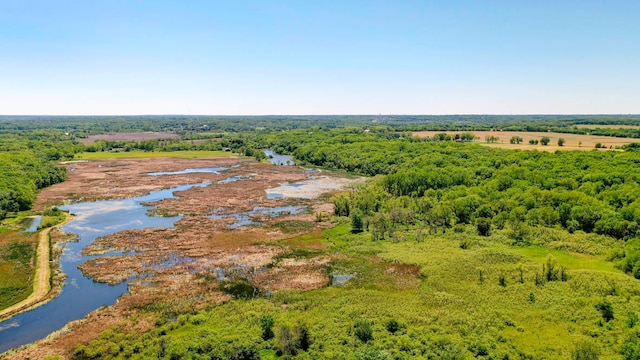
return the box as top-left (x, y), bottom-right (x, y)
top-left (499, 274), bottom-right (507, 287)
top-left (571, 339), bottom-right (600, 360)
top-left (628, 312), bottom-right (639, 328)
top-left (476, 217), bottom-right (491, 236)
top-left (385, 318), bottom-right (403, 334)
top-left (276, 323), bottom-right (311, 356)
top-left (354, 320), bottom-right (374, 343)
top-left (351, 211), bottom-right (364, 233)
top-left (595, 300), bottom-right (614, 322)
top-left (621, 336), bottom-right (640, 360)
top-left (260, 315), bottom-right (275, 340)
top-left (219, 279), bottom-right (260, 299)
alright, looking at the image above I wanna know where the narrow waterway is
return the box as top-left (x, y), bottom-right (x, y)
top-left (0, 181), bottom-right (210, 354)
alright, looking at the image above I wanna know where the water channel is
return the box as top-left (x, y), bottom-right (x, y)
top-left (0, 181), bottom-right (211, 354)
top-left (0, 154), bottom-right (300, 354)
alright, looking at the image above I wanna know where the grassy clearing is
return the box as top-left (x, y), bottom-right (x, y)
top-left (74, 150), bottom-right (237, 159)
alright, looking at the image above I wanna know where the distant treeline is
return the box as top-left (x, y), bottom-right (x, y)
top-left (2, 114), bottom-right (640, 137)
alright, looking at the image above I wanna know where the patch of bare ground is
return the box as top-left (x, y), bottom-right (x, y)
top-left (5, 157), bottom-right (363, 358)
top-left (79, 132), bottom-right (180, 145)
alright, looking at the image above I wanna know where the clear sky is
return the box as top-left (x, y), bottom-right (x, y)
top-left (1, 0), bottom-right (638, 115)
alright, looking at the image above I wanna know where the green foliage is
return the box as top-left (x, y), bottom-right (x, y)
top-left (558, 137), bottom-right (566, 146)
top-left (351, 211), bottom-right (364, 233)
top-left (219, 279), bottom-right (261, 299)
top-left (385, 318), bottom-right (403, 334)
top-left (571, 339), bottom-right (600, 360)
top-left (541, 136), bottom-right (551, 145)
top-left (476, 217), bottom-right (492, 236)
top-left (260, 315), bottom-right (275, 340)
top-left (595, 299), bottom-right (614, 322)
top-left (354, 320), bottom-right (374, 343)
top-left (276, 323), bottom-right (310, 356)
top-left (621, 336), bottom-right (640, 360)
top-left (627, 312), bottom-right (639, 328)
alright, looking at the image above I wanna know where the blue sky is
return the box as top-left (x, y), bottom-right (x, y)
top-left (0, 0), bottom-right (638, 115)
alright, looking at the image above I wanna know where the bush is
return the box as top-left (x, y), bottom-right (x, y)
top-left (219, 279), bottom-right (260, 299)
top-left (260, 315), bottom-right (275, 340)
top-left (595, 300), bottom-right (614, 322)
top-left (385, 318), bottom-right (403, 334)
top-left (627, 312), bottom-right (639, 328)
top-left (276, 323), bottom-right (310, 356)
top-left (351, 211), bottom-right (364, 233)
top-left (476, 217), bottom-right (491, 236)
top-left (571, 339), bottom-right (600, 360)
top-left (621, 336), bottom-right (640, 360)
top-left (354, 320), bottom-right (374, 343)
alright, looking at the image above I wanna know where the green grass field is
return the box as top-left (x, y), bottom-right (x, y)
top-left (0, 232), bottom-right (36, 310)
top-left (74, 150), bottom-right (238, 160)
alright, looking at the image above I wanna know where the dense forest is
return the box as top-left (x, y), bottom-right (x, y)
top-left (0, 131), bottom-right (79, 220)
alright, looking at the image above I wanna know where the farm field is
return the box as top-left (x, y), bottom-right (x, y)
top-left (575, 124), bottom-right (640, 129)
top-left (79, 132), bottom-right (180, 145)
top-left (412, 130), bottom-right (639, 150)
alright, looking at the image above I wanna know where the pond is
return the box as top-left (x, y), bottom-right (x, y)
top-left (0, 181), bottom-right (211, 354)
top-left (147, 166), bottom-right (228, 176)
top-left (263, 150), bottom-right (294, 166)
top-left (210, 205), bottom-right (308, 228)
top-left (24, 216), bottom-right (42, 233)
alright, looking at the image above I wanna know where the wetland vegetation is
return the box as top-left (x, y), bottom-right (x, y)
top-left (2, 115), bottom-right (640, 359)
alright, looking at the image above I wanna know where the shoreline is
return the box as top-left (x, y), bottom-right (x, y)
top-left (0, 213), bottom-right (73, 322)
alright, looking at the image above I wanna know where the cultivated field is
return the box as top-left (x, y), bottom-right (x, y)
top-left (575, 124), bottom-right (640, 129)
top-left (79, 132), bottom-right (180, 145)
top-left (412, 130), bottom-right (640, 151)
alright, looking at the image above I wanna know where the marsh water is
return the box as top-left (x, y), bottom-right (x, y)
top-left (0, 182), bottom-right (210, 354)
top-left (263, 149), bottom-right (294, 166)
top-left (24, 216), bottom-right (42, 232)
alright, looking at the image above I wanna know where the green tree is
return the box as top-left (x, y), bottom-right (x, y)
top-left (354, 320), bottom-right (374, 343)
top-left (476, 217), bottom-right (491, 236)
top-left (541, 136), bottom-right (551, 145)
top-left (351, 211), bottom-right (364, 233)
top-left (260, 315), bottom-right (275, 340)
top-left (558, 138), bottom-right (566, 146)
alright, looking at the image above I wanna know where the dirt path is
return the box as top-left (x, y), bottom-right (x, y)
top-left (0, 213), bottom-right (72, 321)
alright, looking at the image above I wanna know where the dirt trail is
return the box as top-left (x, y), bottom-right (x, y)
top-left (0, 213), bottom-right (72, 321)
